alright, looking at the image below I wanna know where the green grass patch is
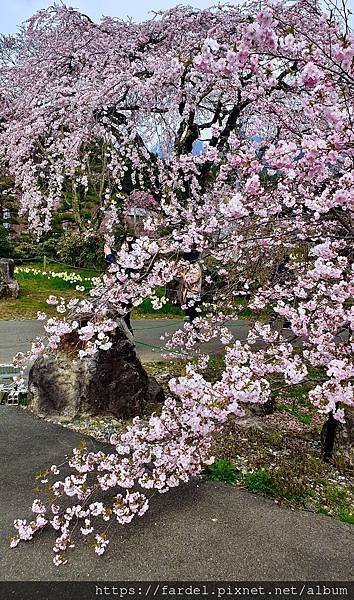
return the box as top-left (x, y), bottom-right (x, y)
top-left (0, 261), bottom-right (95, 319)
top-left (296, 412), bottom-right (312, 425)
top-left (132, 293), bottom-right (183, 318)
top-left (319, 485), bottom-right (354, 524)
top-left (208, 355), bottom-right (226, 371)
top-left (274, 381), bottom-right (316, 425)
top-left (277, 402), bottom-right (313, 425)
top-left (266, 431), bottom-right (283, 447)
top-left (0, 277), bottom-right (86, 320)
top-left (17, 393), bottom-right (28, 407)
top-left (206, 413), bottom-right (353, 523)
top-left (244, 470), bottom-right (279, 496)
top-left (202, 354), bottom-right (227, 383)
top-left (0, 264), bottom-right (184, 320)
top-left (20, 260), bottom-right (99, 277)
top-left (338, 509), bottom-right (354, 525)
top-left (204, 459), bottom-right (241, 485)
top-left (16, 269), bottom-right (94, 291)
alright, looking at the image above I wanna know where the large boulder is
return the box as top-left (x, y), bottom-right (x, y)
top-left (0, 259), bottom-right (19, 299)
top-left (28, 320), bottom-right (164, 420)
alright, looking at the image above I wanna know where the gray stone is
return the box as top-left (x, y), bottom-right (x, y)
top-left (147, 375), bottom-right (165, 405)
top-left (236, 415), bottom-right (270, 433)
top-left (0, 258), bottom-right (19, 299)
top-left (28, 319), bottom-right (165, 419)
top-left (249, 396), bottom-right (276, 416)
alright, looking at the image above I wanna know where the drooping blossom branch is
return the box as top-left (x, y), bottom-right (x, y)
top-left (0, 0), bottom-right (352, 563)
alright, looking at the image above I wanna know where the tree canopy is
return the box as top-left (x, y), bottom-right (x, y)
top-left (1, 0), bottom-right (353, 563)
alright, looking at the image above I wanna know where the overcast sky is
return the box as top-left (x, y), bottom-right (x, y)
top-left (0, 0), bottom-right (223, 34)
top-left (1, 0), bottom-right (353, 34)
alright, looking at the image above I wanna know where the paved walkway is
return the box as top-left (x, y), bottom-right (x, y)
top-left (0, 318), bottom-right (252, 364)
top-left (0, 406), bottom-right (352, 581)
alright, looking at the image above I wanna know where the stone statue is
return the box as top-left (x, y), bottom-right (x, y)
top-left (0, 259), bottom-right (19, 299)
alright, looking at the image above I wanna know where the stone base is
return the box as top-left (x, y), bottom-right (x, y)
top-left (28, 321), bottom-right (165, 420)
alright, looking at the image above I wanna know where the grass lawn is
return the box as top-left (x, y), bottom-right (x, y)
top-left (0, 263), bottom-right (97, 320)
top-left (0, 261), bottom-right (183, 320)
top-left (1, 260), bottom-right (262, 321)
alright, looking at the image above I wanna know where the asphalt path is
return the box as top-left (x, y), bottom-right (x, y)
top-left (0, 318), bottom-right (252, 365)
top-left (0, 406), bottom-right (352, 582)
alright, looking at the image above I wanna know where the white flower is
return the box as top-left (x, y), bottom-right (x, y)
top-left (219, 193), bottom-right (249, 218)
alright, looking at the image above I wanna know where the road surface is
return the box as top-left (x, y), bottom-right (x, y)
top-left (0, 406), bottom-right (352, 582)
top-left (0, 318), bottom-right (252, 365)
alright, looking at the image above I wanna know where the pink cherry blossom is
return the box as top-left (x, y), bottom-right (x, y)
top-left (1, 0), bottom-right (352, 565)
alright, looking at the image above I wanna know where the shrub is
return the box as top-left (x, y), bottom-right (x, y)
top-left (12, 232), bottom-right (61, 261)
top-left (54, 231), bottom-right (105, 268)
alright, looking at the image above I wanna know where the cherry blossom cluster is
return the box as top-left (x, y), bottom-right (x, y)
top-left (10, 341), bottom-right (269, 563)
top-left (0, 0), bottom-right (353, 562)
